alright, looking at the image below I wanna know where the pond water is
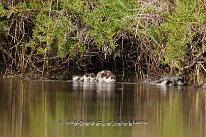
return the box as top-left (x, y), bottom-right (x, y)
top-left (0, 79), bottom-right (205, 137)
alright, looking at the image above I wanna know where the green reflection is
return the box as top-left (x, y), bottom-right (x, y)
top-left (0, 79), bottom-right (205, 137)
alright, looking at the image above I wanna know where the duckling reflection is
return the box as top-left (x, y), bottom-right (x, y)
top-left (96, 82), bottom-right (116, 94)
top-left (72, 81), bottom-right (81, 91)
top-left (82, 82), bottom-right (96, 93)
top-left (72, 81), bottom-right (96, 92)
top-left (72, 81), bottom-right (116, 94)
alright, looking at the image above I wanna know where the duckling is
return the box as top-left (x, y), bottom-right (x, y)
top-left (72, 75), bottom-right (82, 82)
top-left (89, 73), bottom-right (96, 82)
top-left (176, 79), bottom-right (185, 86)
top-left (83, 73), bottom-right (90, 82)
top-left (96, 70), bottom-right (116, 82)
top-left (156, 79), bottom-right (173, 86)
top-left (72, 73), bottom-right (90, 82)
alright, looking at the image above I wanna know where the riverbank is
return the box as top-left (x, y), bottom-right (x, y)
top-left (1, 67), bottom-right (205, 87)
top-left (0, 0), bottom-right (205, 85)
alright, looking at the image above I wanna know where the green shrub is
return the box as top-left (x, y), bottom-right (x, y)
top-left (1, 0), bottom-right (205, 75)
top-left (83, 0), bottom-right (136, 49)
top-left (0, 3), bottom-right (8, 42)
top-left (150, 1), bottom-right (205, 70)
top-left (28, 1), bottom-right (80, 59)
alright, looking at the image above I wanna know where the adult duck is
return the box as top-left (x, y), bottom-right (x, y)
top-left (96, 70), bottom-right (116, 83)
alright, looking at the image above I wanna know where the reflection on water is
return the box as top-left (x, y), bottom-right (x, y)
top-left (72, 81), bottom-right (116, 93)
top-left (0, 79), bottom-right (205, 137)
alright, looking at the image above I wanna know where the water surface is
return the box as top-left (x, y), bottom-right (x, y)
top-left (0, 79), bottom-right (205, 137)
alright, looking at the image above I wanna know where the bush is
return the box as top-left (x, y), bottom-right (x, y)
top-left (0, 0), bottom-right (205, 77)
top-left (150, 1), bottom-right (205, 71)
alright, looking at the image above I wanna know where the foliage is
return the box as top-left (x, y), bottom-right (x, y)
top-left (0, 0), bottom-right (205, 76)
top-left (83, 0), bottom-right (135, 49)
top-left (28, 0), bottom-right (139, 58)
top-left (150, 1), bottom-right (205, 70)
top-left (27, 1), bottom-right (78, 59)
top-left (0, 3), bottom-right (8, 42)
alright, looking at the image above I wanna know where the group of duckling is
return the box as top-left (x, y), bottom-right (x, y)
top-left (149, 76), bottom-right (185, 86)
top-left (72, 71), bottom-right (187, 86)
top-left (72, 70), bottom-right (116, 83)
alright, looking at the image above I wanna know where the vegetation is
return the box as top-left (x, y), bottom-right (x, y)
top-left (0, 0), bottom-right (205, 82)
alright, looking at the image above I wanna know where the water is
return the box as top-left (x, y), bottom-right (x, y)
top-left (0, 79), bottom-right (205, 137)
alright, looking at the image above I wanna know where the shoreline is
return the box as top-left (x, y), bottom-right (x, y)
top-left (1, 71), bottom-right (205, 88)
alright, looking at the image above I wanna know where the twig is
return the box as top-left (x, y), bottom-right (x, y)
top-left (184, 52), bottom-right (203, 69)
top-left (0, 46), bottom-right (16, 61)
top-left (199, 62), bottom-right (206, 72)
top-left (28, 58), bottom-right (43, 73)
